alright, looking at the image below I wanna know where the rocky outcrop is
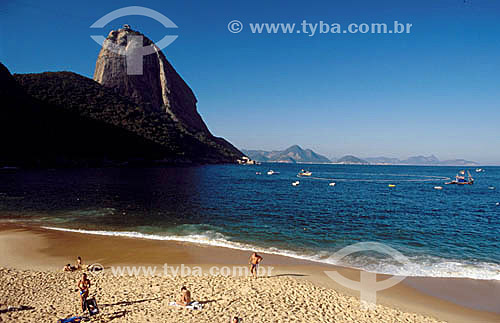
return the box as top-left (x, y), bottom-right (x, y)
top-left (92, 26), bottom-right (242, 163)
top-left (93, 27), bottom-right (207, 134)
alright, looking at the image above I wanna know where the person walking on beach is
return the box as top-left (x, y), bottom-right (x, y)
top-left (249, 252), bottom-right (263, 278)
top-left (78, 273), bottom-right (91, 311)
top-left (176, 286), bottom-right (191, 306)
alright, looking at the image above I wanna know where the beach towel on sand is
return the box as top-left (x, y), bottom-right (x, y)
top-left (57, 316), bottom-right (83, 323)
top-left (169, 301), bottom-right (203, 310)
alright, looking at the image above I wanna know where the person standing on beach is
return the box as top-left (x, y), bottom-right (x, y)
top-left (78, 273), bottom-right (91, 311)
top-left (249, 252), bottom-right (263, 278)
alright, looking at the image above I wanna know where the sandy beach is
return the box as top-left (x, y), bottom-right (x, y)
top-left (0, 224), bottom-right (499, 322)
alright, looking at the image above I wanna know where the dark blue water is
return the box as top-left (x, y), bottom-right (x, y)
top-left (0, 164), bottom-right (499, 279)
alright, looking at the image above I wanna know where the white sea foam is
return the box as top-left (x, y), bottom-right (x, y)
top-left (42, 226), bottom-right (500, 281)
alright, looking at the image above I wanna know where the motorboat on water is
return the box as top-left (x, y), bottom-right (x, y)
top-left (292, 181), bottom-right (300, 186)
top-left (329, 182), bottom-right (336, 187)
top-left (298, 169), bottom-right (312, 176)
top-left (445, 170), bottom-right (474, 185)
top-left (475, 168), bottom-right (485, 173)
top-left (267, 170), bottom-right (280, 175)
top-left (434, 186), bottom-right (443, 190)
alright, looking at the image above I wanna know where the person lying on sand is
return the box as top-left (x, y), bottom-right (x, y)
top-left (232, 316), bottom-right (241, 323)
top-left (78, 273), bottom-right (91, 311)
top-left (176, 286), bottom-right (191, 306)
top-left (63, 264), bottom-right (76, 272)
top-left (249, 252), bottom-right (263, 278)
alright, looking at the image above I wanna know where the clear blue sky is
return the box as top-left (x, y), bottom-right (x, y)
top-left (1, 0), bottom-right (499, 164)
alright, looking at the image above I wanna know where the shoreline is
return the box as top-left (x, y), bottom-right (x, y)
top-left (0, 224), bottom-right (499, 322)
top-left (32, 224), bottom-right (500, 282)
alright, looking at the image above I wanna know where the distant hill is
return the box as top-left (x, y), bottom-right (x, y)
top-left (364, 157), bottom-right (401, 164)
top-left (243, 145), bottom-right (331, 163)
top-left (402, 155), bottom-right (440, 165)
top-left (437, 159), bottom-right (479, 166)
top-left (365, 155), bottom-right (478, 166)
top-left (335, 155), bottom-right (369, 165)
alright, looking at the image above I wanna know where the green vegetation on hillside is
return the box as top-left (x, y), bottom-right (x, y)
top-left (12, 71), bottom-right (241, 164)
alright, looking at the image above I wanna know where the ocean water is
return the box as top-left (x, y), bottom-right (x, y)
top-left (0, 164), bottom-right (499, 280)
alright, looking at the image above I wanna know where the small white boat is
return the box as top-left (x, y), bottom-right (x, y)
top-left (329, 182), bottom-right (336, 186)
top-left (256, 172), bottom-right (261, 175)
top-left (488, 186), bottom-right (495, 190)
top-left (475, 168), bottom-right (484, 173)
top-left (496, 202), bottom-right (500, 206)
top-left (292, 181), bottom-right (300, 186)
top-left (267, 170), bottom-right (280, 175)
top-left (298, 169), bottom-right (312, 176)
top-left (434, 186), bottom-right (443, 190)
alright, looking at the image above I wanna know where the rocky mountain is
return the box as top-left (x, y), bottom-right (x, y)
top-left (243, 145), bottom-right (331, 163)
top-left (335, 155), bottom-right (369, 165)
top-left (93, 27), bottom-right (208, 135)
top-left (1, 27), bottom-right (243, 166)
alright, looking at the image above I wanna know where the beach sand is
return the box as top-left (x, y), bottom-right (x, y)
top-left (0, 224), bottom-right (499, 322)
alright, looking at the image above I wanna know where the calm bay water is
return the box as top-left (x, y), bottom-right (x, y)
top-left (1, 164), bottom-right (499, 280)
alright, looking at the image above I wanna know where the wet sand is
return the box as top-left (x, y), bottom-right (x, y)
top-left (0, 224), bottom-right (498, 322)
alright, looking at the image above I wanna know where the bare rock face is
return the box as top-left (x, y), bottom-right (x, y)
top-left (93, 27), bottom-right (209, 134)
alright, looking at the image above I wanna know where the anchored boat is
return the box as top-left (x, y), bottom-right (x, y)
top-left (445, 170), bottom-right (474, 185)
top-left (298, 169), bottom-right (312, 176)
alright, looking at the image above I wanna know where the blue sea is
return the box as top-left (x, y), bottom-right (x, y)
top-left (0, 164), bottom-right (499, 280)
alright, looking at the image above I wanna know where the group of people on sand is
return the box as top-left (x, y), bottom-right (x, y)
top-left (62, 252), bottom-right (264, 319)
top-left (62, 257), bottom-right (92, 310)
top-left (62, 256), bottom-right (83, 272)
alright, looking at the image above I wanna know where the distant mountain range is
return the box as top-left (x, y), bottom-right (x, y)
top-left (243, 145), bottom-right (478, 166)
top-left (243, 145), bottom-right (331, 163)
top-left (363, 155), bottom-right (478, 166)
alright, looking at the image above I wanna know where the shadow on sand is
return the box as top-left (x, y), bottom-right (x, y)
top-left (0, 305), bottom-right (35, 314)
top-left (199, 298), bottom-right (222, 305)
top-left (101, 297), bottom-right (160, 308)
top-left (99, 309), bottom-right (129, 322)
top-left (268, 273), bottom-right (309, 278)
